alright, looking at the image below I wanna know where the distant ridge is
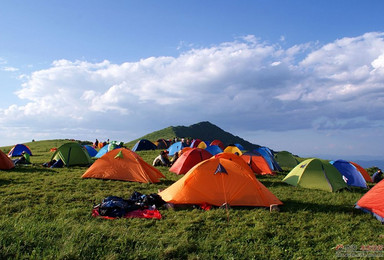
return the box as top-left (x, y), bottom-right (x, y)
top-left (127, 121), bottom-right (260, 151)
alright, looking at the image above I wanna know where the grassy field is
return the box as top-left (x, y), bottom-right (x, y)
top-left (0, 140), bottom-right (383, 259)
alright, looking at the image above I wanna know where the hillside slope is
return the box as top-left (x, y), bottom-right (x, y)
top-left (127, 121), bottom-right (260, 151)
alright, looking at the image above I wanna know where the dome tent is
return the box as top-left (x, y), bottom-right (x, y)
top-left (355, 179), bottom-right (384, 223)
top-left (159, 157), bottom-right (283, 207)
top-left (205, 145), bottom-right (223, 156)
top-left (256, 147), bottom-right (282, 172)
top-left (274, 151), bottom-right (299, 169)
top-left (241, 152), bottom-right (274, 175)
top-left (83, 145), bottom-right (98, 157)
top-left (94, 143), bottom-right (121, 158)
top-left (51, 142), bottom-right (92, 167)
top-left (331, 159), bottom-right (367, 189)
top-left (82, 148), bottom-right (165, 183)
top-left (283, 158), bottom-right (348, 192)
top-left (132, 139), bottom-right (157, 152)
top-left (169, 148), bottom-right (212, 175)
top-left (8, 144), bottom-right (32, 157)
top-left (223, 145), bottom-right (243, 156)
top-left (0, 150), bottom-right (14, 170)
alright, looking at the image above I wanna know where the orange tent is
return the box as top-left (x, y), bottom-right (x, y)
top-left (159, 157), bottom-right (283, 207)
top-left (179, 147), bottom-right (192, 156)
top-left (82, 148), bottom-right (165, 183)
top-left (350, 161), bottom-right (372, 183)
top-left (0, 150), bottom-right (14, 170)
top-left (241, 152), bottom-right (274, 175)
top-left (214, 152), bottom-right (253, 175)
top-left (356, 179), bottom-right (384, 222)
top-left (169, 148), bottom-right (212, 175)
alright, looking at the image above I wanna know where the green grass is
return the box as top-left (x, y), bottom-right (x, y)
top-left (1, 140), bottom-right (383, 259)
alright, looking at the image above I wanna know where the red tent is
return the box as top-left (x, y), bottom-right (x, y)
top-left (169, 148), bottom-right (212, 175)
top-left (350, 161), bottom-right (372, 183)
top-left (0, 150), bottom-right (14, 170)
top-left (210, 140), bottom-right (225, 150)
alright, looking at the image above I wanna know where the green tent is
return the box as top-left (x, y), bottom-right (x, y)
top-left (51, 142), bottom-right (92, 167)
top-left (283, 158), bottom-right (348, 192)
top-left (274, 151), bottom-right (299, 169)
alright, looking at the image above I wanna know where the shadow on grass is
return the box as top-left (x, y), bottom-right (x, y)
top-left (12, 166), bottom-right (58, 174)
top-left (257, 180), bottom-right (291, 188)
top-left (159, 179), bottom-right (177, 186)
top-left (0, 178), bottom-right (14, 186)
top-left (281, 198), bottom-right (356, 214)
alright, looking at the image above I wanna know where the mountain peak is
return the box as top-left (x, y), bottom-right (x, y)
top-left (131, 121), bottom-right (259, 151)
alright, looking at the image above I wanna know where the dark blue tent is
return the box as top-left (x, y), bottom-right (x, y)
top-left (83, 145), bottom-right (98, 157)
top-left (8, 144), bottom-right (32, 157)
top-left (132, 139), bottom-right (157, 152)
top-left (255, 147), bottom-right (282, 172)
top-left (234, 143), bottom-right (245, 151)
top-left (331, 159), bottom-right (367, 188)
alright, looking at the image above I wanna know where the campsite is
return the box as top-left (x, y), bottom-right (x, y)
top-left (0, 128), bottom-right (383, 259)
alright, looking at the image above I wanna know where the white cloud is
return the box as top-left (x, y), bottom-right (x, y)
top-left (2, 66), bottom-right (19, 72)
top-left (1, 33), bottom-right (384, 147)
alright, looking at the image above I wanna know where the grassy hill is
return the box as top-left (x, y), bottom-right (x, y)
top-left (126, 121), bottom-right (260, 151)
top-left (0, 140), bottom-right (382, 259)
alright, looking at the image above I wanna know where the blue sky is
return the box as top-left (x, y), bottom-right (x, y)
top-left (1, 1), bottom-right (384, 161)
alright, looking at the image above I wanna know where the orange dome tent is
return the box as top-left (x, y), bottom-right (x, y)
top-left (179, 147), bottom-right (192, 156)
top-left (0, 150), bottom-right (14, 170)
top-left (214, 152), bottom-right (253, 175)
top-left (82, 148), bottom-right (165, 183)
top-left (241, 152), bottom-right (274, 175)
top-left (159, 157), bottom-right (283, 207)
top-left (169, 148), bottom-right (212, 175)
top-left (355, 179), bottom-right (384, 223)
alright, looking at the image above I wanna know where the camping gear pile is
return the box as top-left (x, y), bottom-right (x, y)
top-left (92, 192), bottom-right (165, 219)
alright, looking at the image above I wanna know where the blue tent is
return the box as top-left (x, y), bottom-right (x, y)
top-left (132, 139), bottom-right (157, 152)
top-left (205, 145), bottom-right (223, 156)
top-left (83, 145), bottom-right (98, 157)
top-left (255, 147), bottom-right (282, 172)
top-left (167, 141), bottom-right (185, 156)
top-left (95, 144), bottom-right (120, 158)
top-left (331, 159), bottom-right (367, 188)
top-left (8, 144), bottom-right (32, 157)
top-left (234, 143), bottom-right (245, 151)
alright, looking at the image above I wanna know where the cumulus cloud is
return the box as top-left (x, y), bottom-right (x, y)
top-left (1, 33), bottom-right (384, 144)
